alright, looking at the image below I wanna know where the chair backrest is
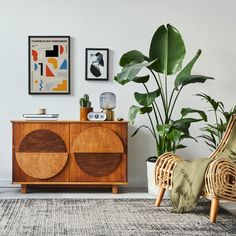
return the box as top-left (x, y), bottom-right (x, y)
top-left (210, 114), bottom-right (236, 160)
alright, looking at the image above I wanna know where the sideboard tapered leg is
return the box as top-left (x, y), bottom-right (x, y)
top-left (112, 185), bottom-right (118, 194)
top-left (21, 184), bottom-right (27, 194)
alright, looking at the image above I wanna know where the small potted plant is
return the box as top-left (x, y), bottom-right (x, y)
top-left (80, 94), bottom-right (93, 121)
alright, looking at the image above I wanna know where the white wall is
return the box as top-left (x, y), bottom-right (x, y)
top-left (1, 0), bottom-right (236, 187)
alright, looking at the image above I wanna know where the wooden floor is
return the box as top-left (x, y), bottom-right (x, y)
top-left (0, 187), bottom-right (235, 215)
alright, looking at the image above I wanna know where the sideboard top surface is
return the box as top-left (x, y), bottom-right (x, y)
top-left (11, 120), bottom-right (128, 124)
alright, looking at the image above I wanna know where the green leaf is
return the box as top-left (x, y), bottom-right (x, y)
top-left (210, 132), bottom-right (217, 145)
top-left (176, 144), bottom-right (187, 150)
top-left (172, 121), bottom-right (190, 134)
top-left (222, 111), bottom-right (232, 122)
top-left (175, 50), bottom-right (202, 89)
top-left (173, 118), bottom-right (201, 134)
top-left (149, 24), bottom-right (186, 75)
top-left (156, 124), bottom-right (172, 137)
top-left (131, 125), bottom-right (154, 137)
top-left (119, 50), bottom-right (148, 67)
top-left (202, 128), bottom-right (218, 137)
top-left (128, 105), bottom-right (140, 124)
top-left (181, 108), bottom-right (207, 121)
top-left (175, 75), bottom-right (213, 90)
top-left (134, 89), bottom-right (161, 107)
top-left (114, 60), bottom-right (156, 85)
top-left (198, 134), bottom-right (215, 144)
top-left (179, 134), bottom-right (198, 143)
top-left (174, 51), bottom-right (214, 90)
top-left (196, 93), bottom-right (221, 111)
top-left (167, 129), bottom-right (182, 142)
top-left (128, 105), bottom-right (153, 124)
top-left (204, 141), bottom-right (217, 150)
top-left (140, 107), bottom-right (152, 114)
top-left (133, 75), bottom-right (150, 83)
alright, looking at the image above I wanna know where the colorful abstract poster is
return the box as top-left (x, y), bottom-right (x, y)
top-left (29, 36), bottom-right (70, 94)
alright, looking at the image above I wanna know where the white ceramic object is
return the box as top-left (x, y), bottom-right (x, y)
top-left (36, 108), bottom-right (46, 114)
top-left (146, 161), bottom-right (169, 197)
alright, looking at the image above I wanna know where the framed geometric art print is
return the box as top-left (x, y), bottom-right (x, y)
top-left (85, 48), bottom-right (109, 81)
top-left (28, 36), bottom-right (70, 94)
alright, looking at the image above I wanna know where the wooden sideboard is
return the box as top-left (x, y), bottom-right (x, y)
top-left (11, 121), bottom-right (128, 193)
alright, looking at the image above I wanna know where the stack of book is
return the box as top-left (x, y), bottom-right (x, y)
top-left (23, 114), bottom-right (59, 120)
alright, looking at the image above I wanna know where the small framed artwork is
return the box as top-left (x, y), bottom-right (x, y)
top-left (85, 48), bottom-right (109, 81)
top-left (28, 36), bottom-right (70, 94)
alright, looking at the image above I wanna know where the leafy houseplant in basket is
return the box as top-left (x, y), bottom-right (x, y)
top-left (115, 24), bottom-right (213, 195)
top-left (197, 93), bottom-right (236, 151)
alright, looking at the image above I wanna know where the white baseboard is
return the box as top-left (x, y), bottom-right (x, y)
top-left (0, 179), bottom-right (19, 188)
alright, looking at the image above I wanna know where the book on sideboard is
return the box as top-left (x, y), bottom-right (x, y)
top-left (24, 117), bottom-right (58, 121)
top-left (23, 114), bottom-right (59, 120)
top-left (23, 114), bottom-right (59, 118)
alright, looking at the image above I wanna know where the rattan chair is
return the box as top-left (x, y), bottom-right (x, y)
top-left (155, 114), bottom-right (236, 223)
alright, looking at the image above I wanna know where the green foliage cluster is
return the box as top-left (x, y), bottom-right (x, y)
top-left (197, 93), bottom-right (236, 151)
top-left (115, 24), bottom-right (213, 157)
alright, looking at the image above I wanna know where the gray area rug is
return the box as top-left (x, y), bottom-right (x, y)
top-left (0, 198), bottom-right (235, 236)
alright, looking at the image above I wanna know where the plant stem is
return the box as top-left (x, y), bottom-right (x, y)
top-left (149, 69), bottom-right (167, 121)
top-left (167, 88), bottom-right (175, 120)
top-left (135, 125), bottom-right (156, 139)
top-left (143, 83), bottom-right (159, 124)
top-left (154, 102), bottom-right (164, 124)
top-left (145, 127), bottom-right (156, 138)
top-left (168, 86), bottom-right (183, 120)
top-left (165, 74), bottom-right (168, 115)
top-left (157, 72), bottom-right (166, 108)
top-left (143, 83), bottom-right (164, 124)
top-left (147, 112), bottom-right (158, 149)
top-left (157, 72), bottom-right (164, 92)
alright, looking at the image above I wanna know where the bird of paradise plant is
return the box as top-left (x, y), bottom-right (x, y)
top-left (115, 24), bottom-right (213, 159)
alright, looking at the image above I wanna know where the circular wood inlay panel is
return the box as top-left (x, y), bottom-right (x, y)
top-left (73, 127), bottom-right (124, 177)
top-left (19, 129), bottom-right (66, 152)
top-left (74, 153), bottom-right (121, 177)
top-left (17, 129), bottom-right (68, 179)
top-left (75, 127), bottom-right (124, 153)
top-left (16, 152), bottom-right (68, 179)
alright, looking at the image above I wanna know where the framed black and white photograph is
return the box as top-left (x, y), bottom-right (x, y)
top-left (85, 48), bottom-right (109, 81)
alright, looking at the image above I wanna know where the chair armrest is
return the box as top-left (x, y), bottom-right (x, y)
top-left (155, 152), bottom-right (182, 189)
top-left (204, 158), bottom-right (236, 201)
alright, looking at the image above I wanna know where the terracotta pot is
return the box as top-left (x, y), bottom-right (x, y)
top-left (80, 108), bottom-right (93, 121)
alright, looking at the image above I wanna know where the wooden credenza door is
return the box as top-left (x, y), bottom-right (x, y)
top-left (70, 122), bottom-right (127, 182)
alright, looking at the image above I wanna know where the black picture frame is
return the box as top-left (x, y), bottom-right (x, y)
top-left (85, 48), bottom-right (109, 81)
top-left (28, 36), bottom-right (70, 95)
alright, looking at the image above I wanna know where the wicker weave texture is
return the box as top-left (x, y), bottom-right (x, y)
top-left (204, 158), bottom-right (236, 201)
top-left (155, 153), bottom-right (182, 190)
top-left (155, 114), bottom-right (236, 202)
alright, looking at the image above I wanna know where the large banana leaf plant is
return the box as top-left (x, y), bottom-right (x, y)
top-left (115, 24), bottom-right (213, 158)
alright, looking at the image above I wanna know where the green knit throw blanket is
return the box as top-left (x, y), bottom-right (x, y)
top-left (171, 124), bottom-right (236, 213)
